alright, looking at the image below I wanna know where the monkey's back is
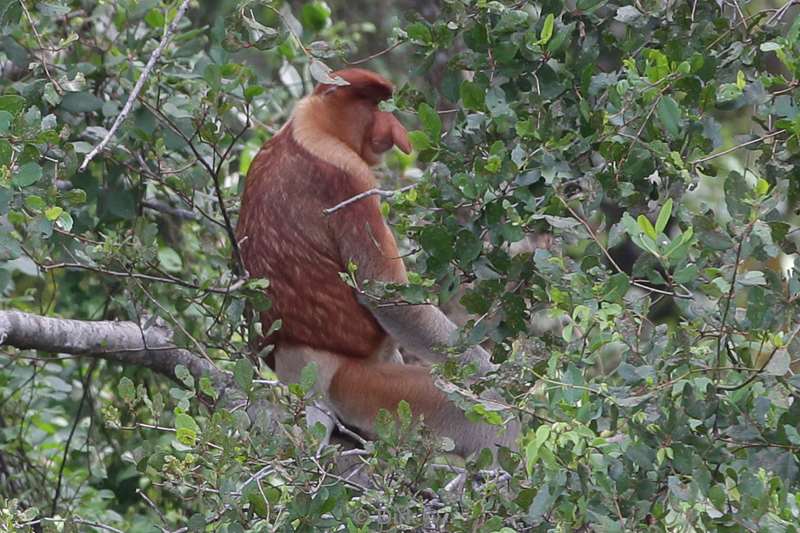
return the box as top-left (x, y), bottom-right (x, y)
top-left (237, 128), bottom-right (388, 360)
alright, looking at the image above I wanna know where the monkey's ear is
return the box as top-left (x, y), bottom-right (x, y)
top-left (371, 111), bottom-right (412, 154)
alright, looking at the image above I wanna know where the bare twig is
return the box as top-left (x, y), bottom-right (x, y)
top-left (143, 199), bottom-right (198, 221)
top-left (79, 0), bottom-right (192, 171)
top-left (323, 184), bottom-right (415, 215)
top-left (21, 517), bottom-right (124, 533)
top-left (716, 221), bottom-right (754, 371)
top-left (690, 129), bottom-right (785, 165)
top-left (51, 360), bottom-right (97, 516)
top-left (38, 261), bottom-right (246, 295)
top-left (765, 0), bottom-right (797, 25)
top-left (137, 489), bottom-right (170, 532)
top-left (19, 0), bottom-right (63, 95)
top-left (347, 41), bottom-right (405, 65)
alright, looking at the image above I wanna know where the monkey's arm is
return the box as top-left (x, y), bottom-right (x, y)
top-left (333, 197), bottom-right (495, 373)
top-left (369, 303), bottom-right (496, 373)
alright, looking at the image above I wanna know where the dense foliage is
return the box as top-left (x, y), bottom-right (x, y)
top-left (2, 0), bottom-right (800, 530)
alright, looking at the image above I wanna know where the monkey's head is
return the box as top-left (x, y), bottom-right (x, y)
top-left (311, 68), bottom-right (412, 166)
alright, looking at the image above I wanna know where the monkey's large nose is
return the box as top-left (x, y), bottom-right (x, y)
top-left (391, 119), bottom-right (412, 154)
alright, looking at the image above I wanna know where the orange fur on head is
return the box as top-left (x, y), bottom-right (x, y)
top-left (295, 68), bottom-right (411, 169)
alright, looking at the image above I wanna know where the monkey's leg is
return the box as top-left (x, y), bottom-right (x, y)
top-left (328, 360), bottom-right (518, 457)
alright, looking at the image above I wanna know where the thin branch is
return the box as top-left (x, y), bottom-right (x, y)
top-left (323, 184), bottom-right (415, 215)
top-left (766, 0), bottom-right (798, 25)
top-left (51, 360), bottom-right (97, 516)
top-left (142, 199), bottom-right (198, 221)
top-left (38, 261), bottom-right (246, 295)
top-left (690, 129), bottom-right (785, 165)
top-left (21, 517), bottom-right (125, 533)
top-left (556, 194), bottom-right (693, 299)
top-left (79, 0), bottom-right (192, 171)
top-left (137, 99), bottom-right (245, 275)
top-left (19, 0), bottom-right (63, 95)
top-left (265, 5), bottom-right (309, 57)
top-left (716, 221), bottom-right (753, 371)
top-left (347, 41), bottom-right (404, 65)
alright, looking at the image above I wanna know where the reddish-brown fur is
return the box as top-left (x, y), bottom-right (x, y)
top-left (238, 131), bottom-right (401, 358)
top-left (237, 69), bottom-right (515, 454)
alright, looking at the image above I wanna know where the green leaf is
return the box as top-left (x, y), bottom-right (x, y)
top-left (708, 485), bottom-right (726, 510)
top-left (408, 130), bottom-right (432, 151)
top-left (455, 230), bottom-right (482, 264)
top-left (548, 22), bottom-right (575, 54)
top-left (525, 425), bottom-right (551, 476)
top-left (737, 270), bottom-right (766, 286)
top-left (0, 94), bottom-right (25, 114)
top-left (13, 162), bottom-right (42, 187)
top-left (175, 413), bottom-right (199, 446)
top-left (724, 171), bottom-right (749, 219)
top-left (0, 110), bottom-right (11, 133)
top-left (576, 0), bottom-right (607, 12)
top-left (760, 42), bottom-right (782, 52)
top-left (158, 247), bottom-right (183, 273)
top-left (603, 273), bottom-right (630, 302)
top-left (417, 103), bottom-right (442, 142)
top-left (540, 13), bottom-right (554, 44)
top-left (118, 377), bottom-right (136, 402)
top-left (0, 1), bottom-right (22, 29)
top-left (657, 96), bottom-right (681, 138)
top-left (460, 81), bottom-right (484, 111)
top-left (199, 377), bottom-right (218, 400)
top-left (299, 362), bottom-right (318, 392)
top-left (418, 225), bottom-right (454, 260)
top-left (0, 139), bottom-right (11, 166)
top-left (61, 92), bottom-right (103, 112)
top-left (174, 364), bottom-right (194, 388)
top-left (301, 1), bottom-right (331, 32)
top-left (234, 358), bottom-right (254, 392)
top-left (655, 198), bottom-right (673, 234)
top-left (144, 8), bottom-right (165, 29)
top-left (24, 195), bottom-right (46, 211)
top-left (36, 3), bottom-right (71, 17)
top-left (406, 21), bottom-right (432, 43)
top-left (736, 70), bottom-right (746, 90)
top-left (673, 263), bottom-right (699, 284)
top-left (56, 211), bottom-right (73, 231)
top-left (44, 206), bottom-right (62, 221)
top-left (637, 214), bottom-right (657, 240)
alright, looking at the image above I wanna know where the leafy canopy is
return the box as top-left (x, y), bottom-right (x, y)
top-left (2, 0), bottom-right (800, 531)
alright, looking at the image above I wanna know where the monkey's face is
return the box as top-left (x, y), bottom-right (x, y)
top-left (321, 95), bottom-right (410, 166)
top-left (362, 109), bottom-right (412, 166)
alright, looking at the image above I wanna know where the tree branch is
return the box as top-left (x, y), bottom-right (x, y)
top-left (0, 310), bottom-right (233, 395)
top-left (79, 0), bottom-right (192, 171)
top-left (323, 184), bottom-right (415, 215)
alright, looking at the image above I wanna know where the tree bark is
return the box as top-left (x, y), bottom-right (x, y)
top-left (0, 310), bottom-right (233, 394)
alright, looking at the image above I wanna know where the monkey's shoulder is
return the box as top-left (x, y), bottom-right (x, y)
top-left (249, 128), bottom-right (376, 204)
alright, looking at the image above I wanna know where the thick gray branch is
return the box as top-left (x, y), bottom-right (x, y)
top-left (0, 310), bottom-right (233, 394)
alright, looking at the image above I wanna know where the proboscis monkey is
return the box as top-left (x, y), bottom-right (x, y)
top-left (236, 68), bottom-right (518, 456)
